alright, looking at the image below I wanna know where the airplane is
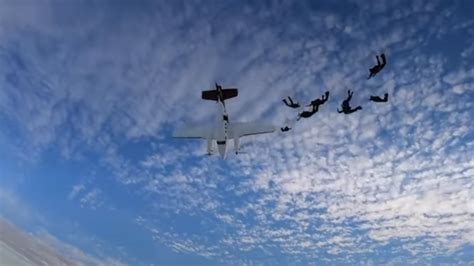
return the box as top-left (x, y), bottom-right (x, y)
top-left (173, 83), bottom-right (275, 159)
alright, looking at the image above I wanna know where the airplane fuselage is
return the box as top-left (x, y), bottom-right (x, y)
top-left (214, 98), bottom-right (229, 159)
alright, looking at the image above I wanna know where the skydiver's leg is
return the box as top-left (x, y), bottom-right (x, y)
top-left (381, 53), bottom-right (386, 66)
top-left (299, 111), bottom-right (314, 119)
top-left (288, 97), bottom-right (300, 108)
top-left (297, 111), bottom-right (309, 120)
top-left (376, 55), bottom-right (381, 66)
top-left (283, 98), bottom-right (290, 107)
top-left (288, 97), bottom-right (294, 105)
top-left (347, 92), bottom-right (352, 102)
top-left (346, 106), bottom-right (362, 114)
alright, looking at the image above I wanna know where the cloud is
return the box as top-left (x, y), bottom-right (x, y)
top-left (0, 0), bottom-right (473, 264)
top-left (36, 230), bottom-right (126, 266)
top-left (0, 190), bottom-right (124, 265)
top-left (68, 184), bottom-right (104, 210)
top-left (68, 184), bottom-right (85, 200)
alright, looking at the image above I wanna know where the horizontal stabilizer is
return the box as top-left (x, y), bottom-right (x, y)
top-left (202, 89), bottom-right (238, 101)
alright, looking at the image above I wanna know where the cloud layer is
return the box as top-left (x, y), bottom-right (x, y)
top-left (0, 0), bottom-right (473, 264)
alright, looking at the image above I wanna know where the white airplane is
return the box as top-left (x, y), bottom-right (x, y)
top-left (173, 83), bottom-right (275, 159)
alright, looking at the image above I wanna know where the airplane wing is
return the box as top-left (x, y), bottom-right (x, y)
top-left (228, 122), bottom-right (275, 138)
top-left (173, 125), bottom-right (213, 139)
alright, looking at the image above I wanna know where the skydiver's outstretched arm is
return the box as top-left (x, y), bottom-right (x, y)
top-left (337, 108), bottom-right (343, 113)
top-left (321, 91), bottom-right (330, 102)
top-left (325, 91), bottom-right (330, 100)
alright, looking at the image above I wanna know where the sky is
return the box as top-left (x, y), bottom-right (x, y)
top-left (0, 0), bottom-right (473, 265)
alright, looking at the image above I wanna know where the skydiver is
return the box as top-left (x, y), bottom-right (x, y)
top-left (296, 109), bottom-right (317, 121)
top-left (337, 90), bottom-right (362, 114)
top-left (367, 53), bottom-right (387, 79)
top-left (306, 91), bottom-right (330, 112)
top-left (281, 126), bottom-right (291, 132)
top-left (369, 93), bottom-right (388, 102)
top-left (282, 96), bottom-right (300, 108)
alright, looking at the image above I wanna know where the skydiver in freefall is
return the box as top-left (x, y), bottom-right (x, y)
top-left (281, 126), bottom-right (291, 132)
top-left (296, 91), bottom-right (330, 121)
top-left (369, 93), bottom-right (389, 102)
top-left (281, 118), bottom-right (294, 132)
top-left (337, 90), bottom-right (362, 114)
top-left (296, 106), bottom-right (317, 121)
top-left (367, 53), bottom-right (387, 79)
top-left (282, 96), bottom-right (300, 108)
top-left (296, 110), bottom-right (315, 120)
top-left (306, 91), bottom-right (330, 112)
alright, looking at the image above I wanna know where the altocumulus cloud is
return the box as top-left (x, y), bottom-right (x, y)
top-left (0, 0), bottom-right (473, 265)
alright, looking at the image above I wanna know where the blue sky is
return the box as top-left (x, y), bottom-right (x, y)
top-left (0, 0), bottom-right (473, 265)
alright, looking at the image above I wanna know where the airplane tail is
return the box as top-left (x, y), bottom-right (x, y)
top-left (202, 89), bottom-right (238, 102)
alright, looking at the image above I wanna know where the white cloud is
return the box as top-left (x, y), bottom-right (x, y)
top-left (0, 190), bottom-right (124, 265)
top-left (37, 230), bottom-right (126, 266)
top-left (0, 0), bottom-right (473, 264)
top-left (68, 184), bottom-right (104, 210)
top-left (79, 188), bottom-right (104, 210)
top-left (68, 184), bottom-right (85, 200)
